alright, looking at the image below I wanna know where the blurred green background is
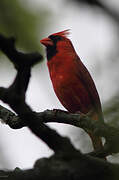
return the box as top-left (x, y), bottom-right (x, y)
top-left (0, 0), bottom-right (50, 51)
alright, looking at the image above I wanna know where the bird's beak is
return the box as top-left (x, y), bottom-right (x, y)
top-left (40, 37), bottom-right (53, 47)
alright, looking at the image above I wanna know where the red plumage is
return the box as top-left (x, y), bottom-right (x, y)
top-left (40, 30), bottom-right (104, 151)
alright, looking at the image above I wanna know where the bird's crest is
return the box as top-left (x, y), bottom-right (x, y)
top-left (52, 29), bottom-right (70, 38)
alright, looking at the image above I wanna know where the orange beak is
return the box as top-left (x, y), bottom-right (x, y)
top-left (40, 37), bottom-right (53, 47)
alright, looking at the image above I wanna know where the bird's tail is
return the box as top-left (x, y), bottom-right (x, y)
top-left (88, 131), bottom-right (103, 150)
top-left (89, 112), bottom-right (103, 150)
top-left (85, 112), bottom-right (106, 159)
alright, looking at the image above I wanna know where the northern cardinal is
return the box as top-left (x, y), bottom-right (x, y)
top-left (40, 30), bottom-right (104, 151)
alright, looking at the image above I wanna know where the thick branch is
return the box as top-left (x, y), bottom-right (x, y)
top-left (1, 105), bottom-right (119, 157)
top-left (0, 154), bottom-right (119, 180)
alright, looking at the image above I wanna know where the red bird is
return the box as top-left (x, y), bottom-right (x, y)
top-left (40, 30), bottom-right (104, 151)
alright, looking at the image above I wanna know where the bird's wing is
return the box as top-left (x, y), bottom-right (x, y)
top-left (74, 55), bottom-right (103, 121)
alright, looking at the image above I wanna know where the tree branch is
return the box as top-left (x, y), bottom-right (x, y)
top-left (0, 34), bottom-right (42, 70)
top-left (1, 104), bottom-right (119, 158)
top-left (0, 154), bottom-right (119, 180)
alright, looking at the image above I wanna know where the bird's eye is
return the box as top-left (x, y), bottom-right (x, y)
top-left (48, 35), bottom-right (62, 43)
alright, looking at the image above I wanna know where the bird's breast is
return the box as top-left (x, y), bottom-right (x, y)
top-left (49, 68), bottom-right (92, 113)
top-left (47, 55), bottom-right (93, 113)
